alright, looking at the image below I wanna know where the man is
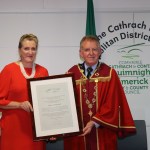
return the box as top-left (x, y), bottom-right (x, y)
top-left (64, 35), bottom-right (136, 150)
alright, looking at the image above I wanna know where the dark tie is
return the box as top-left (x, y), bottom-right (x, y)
top-left (87, 67), bottom-right (93, 78)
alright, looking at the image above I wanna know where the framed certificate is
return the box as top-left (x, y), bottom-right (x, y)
top-left (27, 73), bottom-right (82, 141)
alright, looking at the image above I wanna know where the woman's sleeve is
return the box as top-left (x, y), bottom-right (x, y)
top-left (0, 66), bottom-right (12, 106)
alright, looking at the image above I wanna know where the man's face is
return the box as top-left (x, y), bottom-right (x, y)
top-left (80, 40), bottom-right (101, 66)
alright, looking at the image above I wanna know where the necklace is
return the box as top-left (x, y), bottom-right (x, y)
top-left (83, 86), bottom-right (97, 118)
top-left (82, 85), bottom-right (97, 118)
top-left (19, 62), bottom-right (36, 79)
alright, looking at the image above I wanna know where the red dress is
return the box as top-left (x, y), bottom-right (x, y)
top-left (64, 63), bottom-right (136, 150)
top-left (0, 62), bottom-right (49, 150)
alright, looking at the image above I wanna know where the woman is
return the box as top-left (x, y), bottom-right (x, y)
top-left (0, 34), bottom-right (48, 150)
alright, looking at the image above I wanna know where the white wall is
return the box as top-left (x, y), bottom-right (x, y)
top-left (0, 0), bottom-right (150, 149)
top-left (0, 12), bottom-right (85, 74)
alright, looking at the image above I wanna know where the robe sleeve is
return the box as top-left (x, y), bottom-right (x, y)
top-left (92, 68), bottom-right (136, 138)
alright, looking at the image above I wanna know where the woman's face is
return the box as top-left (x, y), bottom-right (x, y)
top-left (19, 39), bottom-right (37, 65)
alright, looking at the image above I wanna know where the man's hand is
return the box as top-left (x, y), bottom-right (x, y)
top-left (81, 121), bottom-right (95, 136)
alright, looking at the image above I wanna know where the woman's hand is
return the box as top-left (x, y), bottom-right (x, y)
top-left (1, 101), bottom-right (33, 112)
top-left (49, 137), bottom-right (57, 141)
top-left (19, 101), bottom-right (33, 112)
top-left (46, 137), bottom-right (57, 143)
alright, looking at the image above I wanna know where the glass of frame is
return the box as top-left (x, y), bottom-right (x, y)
top-left (27, 73), bottom-right (82, 141)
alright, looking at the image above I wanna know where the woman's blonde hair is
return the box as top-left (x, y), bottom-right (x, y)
top-left (18, 34), bottom-right (38, 49)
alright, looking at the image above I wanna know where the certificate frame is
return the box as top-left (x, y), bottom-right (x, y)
top-left (27, 73), bottom-right (82, 141)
